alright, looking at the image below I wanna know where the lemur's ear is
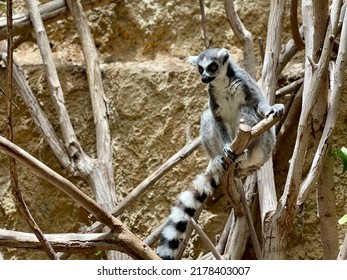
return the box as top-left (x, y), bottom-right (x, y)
top-left (218, 48), bottom-right (230, 64)
top-left (187, 55), bottom-right (199, 66)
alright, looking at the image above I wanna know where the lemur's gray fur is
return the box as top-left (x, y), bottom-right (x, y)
top-left (156, 48), bottom-right (284, 260)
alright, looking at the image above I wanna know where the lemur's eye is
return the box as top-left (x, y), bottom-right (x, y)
top-left (208, 63), bottom-right (218, 72)
top-left (198, 65), bottom-right (204, 74)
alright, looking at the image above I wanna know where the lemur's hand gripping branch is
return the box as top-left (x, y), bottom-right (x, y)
top-left (219, 112), bottom-right (282, 260)
top-left (220, 113), bottom-right (283, 216)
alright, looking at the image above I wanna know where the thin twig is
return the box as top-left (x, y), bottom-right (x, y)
top-left (290, 0), bottom-right (305, 50)
top-left (0, 0), bottom-right (115, 41)
top-left (0, 136), bottom-right (160, 260)
top-left (260, 0), bottom-right (286, 103)
top-left (236, 178), bottom-right (262, 259)
top-left (222, 175), bottom-right (257, 259)
top-left (337, 230), bottom-right (347, 260)
top-left (0, 229), bottom-right (149, 253)
top-left (257, 37), bottom-right (265, 65)
top-left (276, 77), bottom-right (304, 98)
top-left (25, 0), bottom-right (80, 159)
top-left (190, 218), bottom-right (223, 260)
top-left (216, 209), bottom-right (234, 254)
top-left (85, 136), bottom-right (202, 233)
top-left (0, 51), bottom-right (70, 169)
top-left (224, 0), bottom-right (256, 77)
top-left (144, 220), bottom-right (169, 246)
top-left (5, 0), bottom-right (59, 260)
top-left (199, 0), bottom-right (209, 49)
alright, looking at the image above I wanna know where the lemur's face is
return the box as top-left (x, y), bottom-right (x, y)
top-left (187, 48), bottom-right (230, 84)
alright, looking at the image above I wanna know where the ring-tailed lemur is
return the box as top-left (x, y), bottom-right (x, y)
top-left (156, 48), bottom-right (284, 260)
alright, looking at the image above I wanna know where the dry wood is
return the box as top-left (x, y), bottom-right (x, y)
top-left (66, 0), bottom-right (120, 259)
top-left (216, 207), bottom-right (235, 255)
top-left (4, 0), bottom-right (58, 260)
top-left (317, 147), bottom-right (338, 259)
top-left (298, 1), bottom-right (347, 204)
top-left (257, 37), bottom-right (265, 65)
top-left (199, 0), bottom-right (209, 49)
top-left (144, 220), bottom-right (169, 246)
top-left (297, 4), bottom-right (347, 256)
top-left (276, 77), bottom-right (304, 98)
top-left (3, 1), bottom-right (58, 260)
top-left (274, 85), bottom-right (303, 157)
top-left (0, 229), bottom-right (148, 254)
top-left (260, 0), bottom-right (286, 103)
top-left (290, 0), bottom-right (305, 50)
top-left (86, 136), bottom-right (202, 233)
top-left (222, 174), bottom-right (258, 259)
top-left (0, 0), bottom-right (114, 41)
top-left (256, 0), bottom-right (287, 261)
top-left (219, 114), bottom-right (282, 258)
top-left (224, 0), bottom-right (256, 77)
top-left (25, 0), bottom-right (79, 160)
top-left (0, 51), bottom-right (70, 168)
top-left (338, 230), bottom-right (347, 260)
top-left (262, 0), bottom-right (343, 260)
top-left (235, 176), bottom-right (261, 259)
top-left (278, 32), bottom-right (301, 74)
top-left (0, 136), bottom-right (159, 260)
top-left (190, 218), bottom-right (223, 260)
top-left (308, 0), bottom-right (338, 260)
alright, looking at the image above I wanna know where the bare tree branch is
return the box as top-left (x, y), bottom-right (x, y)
top-left (262, 0), bottom-right (343, 260)
top-left (298, 1), bottom-right (347, 205)
top-left (260, 0), bottom-right (286, 103)
top-left (276, 77), bottom-right (304, 98)
top-left (0, 51), bottom-right (70, 168)
top-left (278, 31), bottom-right (302, 74)
top-left (338, 230), bottom-right (347, 260)
top-left (86, 136), bottom-right (202, 233)
top-left (290, 0), bottom-right (305, 50)
top-left (4, 0), bottom-right (58, 260)
top-left (199, 0), bottom-right (209, 49)
top-left (0, 136), bottom-right (160, 260)
top-left (0, 229), bottom-right (147, 254)
top-left (190, 218), bottom-right (222, 260)
top-left (0, 0), bottom-right (115, 41)
top-left (224, 0), bottom-right (256, 77)
top-left (65, 0), bottom-right (121, 259)
top-left (24, 0), bottom-right (80, 160)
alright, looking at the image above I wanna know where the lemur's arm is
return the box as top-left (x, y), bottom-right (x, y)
top-left (241, 72), bottom-right (284, 118)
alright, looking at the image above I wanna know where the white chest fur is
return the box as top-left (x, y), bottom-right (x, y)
top-left (210, 80), bottom-right (245, 137)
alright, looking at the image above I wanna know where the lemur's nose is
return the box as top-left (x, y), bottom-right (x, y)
top-left (201, 74), bottom-right (215, 84)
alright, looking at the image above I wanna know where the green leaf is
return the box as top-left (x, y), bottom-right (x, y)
top-left (95, 250), bottom-right (103, 256)
top-left (331, 147), bottom-right (347, 173)
top-left (338, 214), bottom-right (347, 225)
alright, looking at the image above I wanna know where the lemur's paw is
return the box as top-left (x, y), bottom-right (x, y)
top-left (265, 103), bottom-right (284, 118)
top-left (213, 155), bottom-right (227, 172)
top-left (223, 146), bottom-right (248, 164)
top-left (223, 147), bottom-right (237, 161)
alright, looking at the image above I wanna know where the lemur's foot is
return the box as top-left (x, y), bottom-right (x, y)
top-left (213, 155), bottom-right (227, 172)
top-left (223, 147), bottom-right (248, 163)
top-left (265, 103), bottom-right (284, 118)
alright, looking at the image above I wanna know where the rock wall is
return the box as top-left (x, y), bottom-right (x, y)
top-left (0, 0), bottom-right (346, 259)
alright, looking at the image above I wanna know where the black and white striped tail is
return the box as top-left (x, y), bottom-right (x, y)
top-left (156, 163), bottom-right (220, 260)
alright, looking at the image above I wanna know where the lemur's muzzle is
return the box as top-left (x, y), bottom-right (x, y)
top-left (202, 74), bottom-right (215, 84)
